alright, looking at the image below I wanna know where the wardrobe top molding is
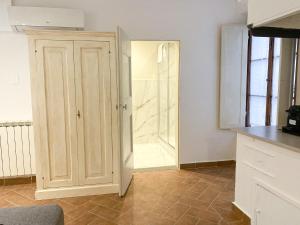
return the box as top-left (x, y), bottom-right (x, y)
top-left (25, 29), bottom-right (116, 41)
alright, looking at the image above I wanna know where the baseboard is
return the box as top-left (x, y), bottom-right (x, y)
top-left (180, 160), bottom-right (236, 169)
top-left (35, 183), bottom-right (119, 200)
top-left (134, 165), bottom-right (177, 173)
top-left (0, 176), bottom-right (36, 186)
top-left (232, 202), bottom-right (251, 225)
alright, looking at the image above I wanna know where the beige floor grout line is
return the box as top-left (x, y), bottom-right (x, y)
top-left (196, 185), bottom-right (210, 200)
top-left (3, 198), bottom-right (19, 207)
top-left (171, 181), bottom-right (209, 224)
top-left (13, 189), bottom-right (36, 202)
top-left (208, 192), bottom-right (244, 225)
top-left (85, 211), bottom-right (115, 224)
top-left (173, 206), bottom-right (197, 225)
top-left (207, 189), bottom-right (222, 210)
top-left (207, 194), bottom-right (225, 225)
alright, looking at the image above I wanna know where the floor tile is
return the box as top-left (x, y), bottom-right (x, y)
top-left (0, 165), bottom-right (250, 225)
top-left (134, 143), bottom-right (176, 169)
top-left (163, 203), bottom-right (190, 221)
top-left (175, 214), bottom-right (199, 225)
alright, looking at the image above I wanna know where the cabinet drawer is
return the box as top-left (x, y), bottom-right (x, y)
top-left (237, 134), bottom-right (300, 199)
top-left (241, 144), bottom-right (276, 178)
top-left (236, 133), bottom-right (300, 219)
top-left (237, 135), bottom-right (277, 178)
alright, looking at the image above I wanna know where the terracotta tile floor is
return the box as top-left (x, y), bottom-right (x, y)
top-left (0, 166), bottom-right (250, 225)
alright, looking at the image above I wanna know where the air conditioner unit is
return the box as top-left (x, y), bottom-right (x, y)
top-left (7, 6), bottom-right (84, 32)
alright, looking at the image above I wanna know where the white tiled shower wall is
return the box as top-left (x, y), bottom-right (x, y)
top-left (132, 42), bottom-right (178, 146)
top-left (132, 41), bottom-right (178, 168)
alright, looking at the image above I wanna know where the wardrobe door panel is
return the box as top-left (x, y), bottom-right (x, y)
top-left (74, 41), bottom-right (113, 185)
top-left (35, 40), bottom-right (78, 188)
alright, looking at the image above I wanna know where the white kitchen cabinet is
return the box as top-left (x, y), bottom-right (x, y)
top-left (248, 0), bottom-right (300, 27)
top-left (27, 30), bottom-right (119, 199)
top-left (254, 183), bottom-right (300, 225)
top-left (235, 129), bottom-right (300, 225)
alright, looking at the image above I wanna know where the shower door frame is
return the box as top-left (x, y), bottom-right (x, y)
top-left (130, 39), bottom-right (181, 169)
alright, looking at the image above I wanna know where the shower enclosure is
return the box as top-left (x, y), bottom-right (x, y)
top-left (131, 41), bottom-right (179, 169)
top-left (158, 43), bottom-right (178, 150)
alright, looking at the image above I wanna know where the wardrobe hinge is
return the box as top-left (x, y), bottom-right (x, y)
top-left (109, 50), bottom-right (111, 54)
top-left (116, 104), bottom-right (119, 110)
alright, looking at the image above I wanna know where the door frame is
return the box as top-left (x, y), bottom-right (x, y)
top-left (129, 39), bottom-right (181, 169)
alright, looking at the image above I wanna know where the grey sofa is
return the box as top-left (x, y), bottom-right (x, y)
top-left (0, 205), bottom-right (64, 225)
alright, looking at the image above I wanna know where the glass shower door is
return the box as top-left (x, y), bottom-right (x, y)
top-left (158, 43), bottom-right (169, 144)
top-left (158, 43), bottom-right (178, 149)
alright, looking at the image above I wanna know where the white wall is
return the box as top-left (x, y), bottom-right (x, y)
top-left (3, 0), bottom-right (246, 163)
top-left (0, 0), bottom-right (32, 121)
top-left (0, 0), bottom-right (11, 31)
top-left (0, 32), bottom-right (32, 121)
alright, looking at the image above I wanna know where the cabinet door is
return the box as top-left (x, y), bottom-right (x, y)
top-left (255, 184), bottom-right (300, 225)
top-left (35, 40), bottom-right (78, 188)
top-left (248, 0), bottom-right (300, 26)
top-left (74, 41), bottom-right (113, 185)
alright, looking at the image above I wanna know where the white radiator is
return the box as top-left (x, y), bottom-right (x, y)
top-left (0, 121), bottom-right (35, 178)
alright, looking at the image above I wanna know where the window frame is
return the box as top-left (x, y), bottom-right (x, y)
top-left (292, 39), bottom-right (299, 105)
top-left (245, 34), bottom-right (277, 127)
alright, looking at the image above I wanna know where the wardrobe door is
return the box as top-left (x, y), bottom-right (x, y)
top-left (35, 40), bottom-right (78, 188)
top-left (74, 41), bottom-right (113, 185)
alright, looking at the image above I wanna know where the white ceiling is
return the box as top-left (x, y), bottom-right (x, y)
top-left (237, 0), bottom-right (248, 14)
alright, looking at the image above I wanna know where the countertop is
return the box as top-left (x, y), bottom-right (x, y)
top-left (235, 126), bottom-right (300, 154)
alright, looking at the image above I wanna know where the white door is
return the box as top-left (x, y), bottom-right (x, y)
top-left (118, 27), bottom-right (134, 196)
top-left (74, 41), bottom-right (113, 185)
top-left (35, 40), bottom-right (78, 188)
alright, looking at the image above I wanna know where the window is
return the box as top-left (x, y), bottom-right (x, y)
top-left (246, 35), bottom-right (281, 127)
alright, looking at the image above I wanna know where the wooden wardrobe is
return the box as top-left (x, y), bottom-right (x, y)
top-left (26, 30), bottom-right (120, 199)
